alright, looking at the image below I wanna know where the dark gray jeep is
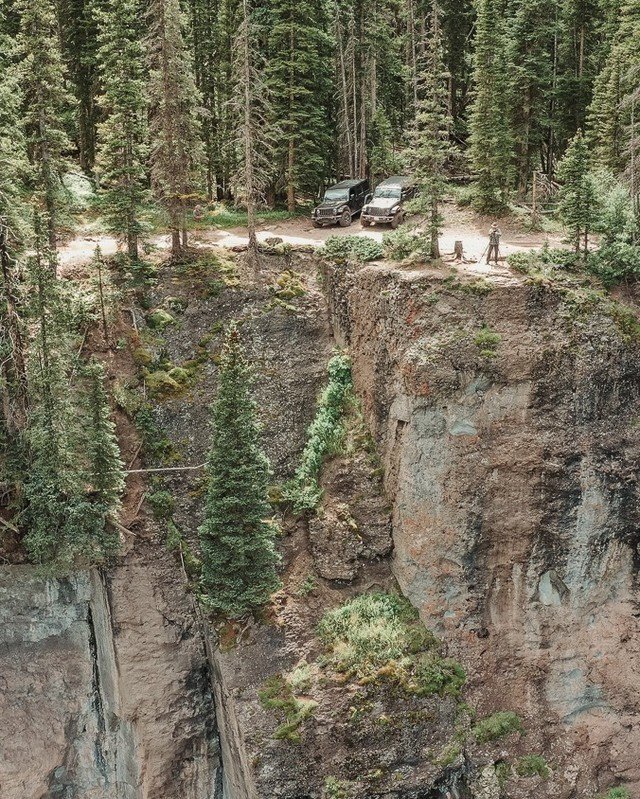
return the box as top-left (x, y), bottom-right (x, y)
top-left (361, 175), bottom-right (416, 228)
top-left (312, 179), bottom-right (370, 228)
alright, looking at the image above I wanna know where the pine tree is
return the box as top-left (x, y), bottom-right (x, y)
top-left (266, 0), bottom-right (333, 210)
top-left (148, 0), bottom-right (203, 256)
top-left (84, 359), bottom-right (125, 512)
top-left (57, 0), bottom-right (99, 172)
top-left (507, 0), bottom-right (557, 193)
top-left (467, 0), bottom-right (514, 213)
top-left (557, 129), bottom-right (598, 255)
top-left (408, 0), bottom-right (453, 259)
top-left (15, 0), bottom-right (74, 260)
top-left (199, 322), bottom-right (280, 617)
top-left (588, 0), bottom-right (640, 174)
top-left (0, 8), bottom-right (30, 247)
top-left (21, 221), bottom-right (120, 567)
top-left (231, 0), bottom-right (275, 271)
top-left (95, 0), bottom-right (148, 262)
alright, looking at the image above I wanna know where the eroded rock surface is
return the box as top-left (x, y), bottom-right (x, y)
top-left (0, 554), bottom-right (220, 799)
top-left (325, 260), bottom-right (640, 796)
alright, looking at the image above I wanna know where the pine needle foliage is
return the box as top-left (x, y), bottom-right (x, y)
top-left (557, 130), bottom-right (599, 254)
top-left (282, 353), bottom-right (353, 512)
top-left (84, 359), bottom-right (126, 510)
top-left (95, 0), bottom-right (149, 262)
top-left (21, 240), bottom-right (120, 568)
top-left (407, 0), bottom-right (453, 258)
top-left (467, 0), bottom-right (515, 213)
top-left (199, 322), bottom-right (280, 617)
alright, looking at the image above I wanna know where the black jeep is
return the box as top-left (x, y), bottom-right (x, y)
top-left (361, 175), bottom-right (416, 228)
top-left (311, 179), bottom-right (370, 228)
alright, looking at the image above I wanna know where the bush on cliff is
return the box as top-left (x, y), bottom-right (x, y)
top-left (198, 322), bottom-right (281, 616)
top-left (282, 353), bottom-right (353, 512)
top-left (318, 592), bottom-right (466, 698)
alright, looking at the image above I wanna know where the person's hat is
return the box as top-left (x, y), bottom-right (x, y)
top-left (491, 222), bottom-right (498, 228)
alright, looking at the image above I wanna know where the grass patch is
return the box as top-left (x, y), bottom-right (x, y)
top-left (516, 754), bottom-right (550, 779)
top-left (472, 711), bottom-right (524, 743)
top-left (318, 592), bottom-right (465, 698)
top-left (474, 326), bottom-right (501, 358)
top-left (598, 789), bottom-right (630, 799)
top-left (258, 675), bottom-right (317, 743)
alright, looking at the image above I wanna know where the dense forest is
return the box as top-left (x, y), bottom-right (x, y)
top-left (0, 0), bottom-right (639, 572)
top-left (0, 0), bottom-right (638, 251)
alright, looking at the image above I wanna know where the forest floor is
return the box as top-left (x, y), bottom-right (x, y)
top-left (58, 199), bottom-right (565, 273)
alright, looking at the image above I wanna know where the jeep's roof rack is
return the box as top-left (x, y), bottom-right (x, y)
top-left (376, 175), bottom-right (413, 187)
top-left (330, 179), bottom-right (368, 189)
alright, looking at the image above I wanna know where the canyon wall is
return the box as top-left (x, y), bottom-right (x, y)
top-left (0, 548), bottom-right (221, 799)
top-left (325, 260), bottom-right (640, 796)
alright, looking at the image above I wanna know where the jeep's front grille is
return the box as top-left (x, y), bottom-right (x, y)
top-left (318, 208), bottom-right (335, 217)
top-left (368, 207), bottom-right (392, 217)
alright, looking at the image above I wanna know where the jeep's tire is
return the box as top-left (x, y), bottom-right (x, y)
top-left (361, 219), bottom-right (371, 227)
top-left (391, 212), bottom-right (403, 229)
top-left (339, 209), bottom-right (352, 227)
top-left (312, 220), bottom-right (322, 228)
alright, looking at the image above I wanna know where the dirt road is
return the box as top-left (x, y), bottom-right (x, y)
top-left (58, 202), bottom-right (562, 271)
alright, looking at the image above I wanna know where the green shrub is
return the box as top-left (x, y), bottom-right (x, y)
top-left (147, 490), bottom-right (175, 521)
top-left (146, 309), bottom-right (176, 330)
top-left (516, 755), bottom-right (550, 779)
top-left (472, 711), bottom-right (524, 743)
top-left (321, 235), bottom-right (383, 262)
top-left (474, 326), bottom-right (501, 357)
top-left (382, 228), bottom-right (431, 261)
top-left (282, 353), bottom-right (353, 512)
top-left (587, 241), bottom-right (640, 287)
top-left (258, 675), bottom-right (317, 743)
top-left (317, 592), bottom-right (463, 698)
top-left (323, 777), bottom-right (355, 799)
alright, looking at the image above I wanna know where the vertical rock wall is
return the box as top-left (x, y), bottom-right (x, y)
top-left (324, 261), bottom-right (640, 796)
top-left (0, 553), bottom-right (221, 799)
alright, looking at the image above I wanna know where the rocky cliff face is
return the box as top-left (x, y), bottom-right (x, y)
top-left (0, 549), bottom-right (220, 799)
top-left (325, 259), bottom-right (640, 796)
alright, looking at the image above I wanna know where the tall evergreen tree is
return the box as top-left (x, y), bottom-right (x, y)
top-left (15, 0), bottom-right (74, 259)
top-left (507, 0), bottom-right (557, 193)
top-left (0, 8), bottom-right (30, 247)
top-left (408, 0), bottom-right (453, 258)
top-left (148, 0), bottom-right (203, 256)
top-left (588, 0), bottom-right (640, 174)
top-left (557, 129), bottom-right (598, 255)
top-left (57, 0), bottom-right (99, 172)
top-left (467, 0), bottom-right (514, 212)
top-left (266, 0), bottom-right (333, 210)
top-left (95, 0), bottom-right (148, 262)
top-left (199, 322), bottom-right (280, 617)
top-left (84, 359), bottom-right (125, 512)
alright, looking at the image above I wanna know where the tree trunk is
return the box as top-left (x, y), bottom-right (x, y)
top-left (287, 138), bottom-right (295, 212)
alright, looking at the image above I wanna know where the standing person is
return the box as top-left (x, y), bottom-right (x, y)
top-left (486, 222), bottom-right (502, 264)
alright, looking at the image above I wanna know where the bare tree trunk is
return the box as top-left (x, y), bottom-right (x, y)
top-left (95, 246), bottom-right (110, 344)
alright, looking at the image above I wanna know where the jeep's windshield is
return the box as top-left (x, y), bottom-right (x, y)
top-left (323, 189), bottom-right (349, 202)
top-left (374, 186), bottom-right (402, 199)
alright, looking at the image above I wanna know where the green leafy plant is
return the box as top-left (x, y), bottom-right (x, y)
top-left (321, 235), bottom-right (383, 263)
top-left (317, 592), bottom-right (464, 698)
top-left (282, 353), bottom-right (353, 512)
top-left (474, 326), bottom-right (501, 357)
top-left (516, 755), bottom-right (550, 779)
top-left (258, 675), bottom-right (317, 743)
top-left (382, 227), bottom-right (431, 261)
top-left (597, 789), bottom-right (630, 799)
top-left (472, 711), bottom-right (524, 743)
